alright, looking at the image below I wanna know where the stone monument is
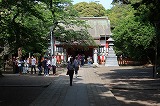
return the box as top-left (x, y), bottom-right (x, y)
top-left (93, 49), bottom-right (99, 67)
top-left (105, 37), bottom-right (119, 66)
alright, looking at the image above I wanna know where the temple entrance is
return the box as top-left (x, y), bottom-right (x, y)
top-left (67, 47), bottom-right (93, 60)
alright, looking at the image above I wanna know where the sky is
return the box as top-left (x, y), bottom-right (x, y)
top-left (72, 0), bottom-right (113, 10)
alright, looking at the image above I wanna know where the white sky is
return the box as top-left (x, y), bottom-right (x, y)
top-left (72, 0), bottom-right (113, 9)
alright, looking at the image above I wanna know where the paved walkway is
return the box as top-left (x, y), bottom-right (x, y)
top-left (30, 67), bottom-right (120, 106)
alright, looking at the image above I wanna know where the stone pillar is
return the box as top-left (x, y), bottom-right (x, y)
top-left (93, 48), bottom-right (99, 67)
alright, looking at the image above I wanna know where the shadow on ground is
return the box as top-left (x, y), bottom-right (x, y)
top-left (96, 66), bottom-right (160, 106)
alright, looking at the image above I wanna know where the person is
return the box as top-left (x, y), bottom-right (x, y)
top-left (51, 55), bottom-right (57, 75)
top-left (23, 57), bottom-right (29, 74)
top-left (87, 56), bottom-right (91, 67)
top-left (31, 56), bottom-right (36, 74)
top-left (77, 54), bottom-right (81, 66)
top-left (42, 57), bottom-right (48, 76)
top-left (74, 56), bottom-right (80, 78)
top-left (47, 57), bottom-right (51, 75)
top-left (17, 57), bottom-right (23, 75)
top-left (81, 54), bottom-right (85, 66)
top-left (67, 57), bottom-right (74, 86)
top-left (12, 56), bottom-right (18, 74)
top-left (67, 55), bottom-right (72, 62)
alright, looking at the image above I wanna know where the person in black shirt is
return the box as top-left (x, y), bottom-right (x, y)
top-left (42, 57), bottom-right (48, 76)
top-left (67, 57), bottom-right (74, 86)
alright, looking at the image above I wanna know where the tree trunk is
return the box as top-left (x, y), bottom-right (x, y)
top-left (0, 57), bottom-right (3, 76)
top-left (0, 44), bottom-right (10, 76)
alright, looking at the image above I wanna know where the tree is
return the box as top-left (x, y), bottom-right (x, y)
top-left (108, 0), bottom-right (157, 63)
top-left (0, 0), bottom-right (52, 54)
top-left (46, 0), bottom-right (96, 47)
top-left (107, 4), bottom-right (135, 28)
top-left (0, 0), bottom-right (53, 74)
top-left (73, 2), bottom-right (106, 17)
top-left (0, 0), bottom-right (96, 75)
top-left (113, 17), bottom-right (155, 61)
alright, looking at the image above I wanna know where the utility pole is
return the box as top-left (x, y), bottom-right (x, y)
top-left (50, 28), bottom-right (54, 56)
top-left (50, 0), bottom-right (55, 56)
top-left (153, 36), bottom-right (157, 78)
top-left (153, 21), bottom-right (160, 78)
top-left (153, 22), bottom-right (159, 78)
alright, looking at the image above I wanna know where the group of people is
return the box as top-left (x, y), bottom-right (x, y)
top-left (66, 54), bottom-right (94, 86)
top-left (12, 56), bottom-right (30, 74)
top-left (12, 53), bottom-right (92, 86)
top-left (12, 55), bottom-right (57, 76)
top-left (40, 55), bottom-right (57, 76)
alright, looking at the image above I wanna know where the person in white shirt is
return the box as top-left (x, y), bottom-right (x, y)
top-left (67, 55), bottom-right (72, 62)
top-left (47, 58), bottom-right (51, 75)
top-left (51, 55), bottom-right (57, 75)
top-left (17, 57), bottom-right (22, 75)
top-left (31, 56), bottom-right (36, 74)
top-left (23, 58), bottom-right (29, 74)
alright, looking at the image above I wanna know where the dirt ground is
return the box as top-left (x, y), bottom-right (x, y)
top-left (96, 66), bottom-right (160, 106)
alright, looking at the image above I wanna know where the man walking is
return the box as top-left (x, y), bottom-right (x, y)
top-left (51, 55), bottom-right (57, 75)
top-left (31, 56), bottom-right (36, 74)
top-left (74, 56), bottom-right (80, 78)
top-left (42, 57), bottom-right (49, 76)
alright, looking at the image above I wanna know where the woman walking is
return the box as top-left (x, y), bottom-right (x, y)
top-left (67, 57), bottom-right (74, 86)
top-left (74, 56), bottom-right (80, 78)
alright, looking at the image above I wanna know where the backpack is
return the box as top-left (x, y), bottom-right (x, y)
top-left (68, 63), bottom-right (74, 70)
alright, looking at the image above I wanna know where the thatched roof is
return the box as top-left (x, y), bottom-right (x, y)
top-left (57, 17), bottom-right (112, 47)
top-left (79, 17), bottom-right (112, 39)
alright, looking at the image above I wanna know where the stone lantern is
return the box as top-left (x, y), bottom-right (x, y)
top-left (105, 37), bottom-right (119, 66)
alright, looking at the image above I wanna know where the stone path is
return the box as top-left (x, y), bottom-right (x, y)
top-left (30, 67), bottom-right (120, 106)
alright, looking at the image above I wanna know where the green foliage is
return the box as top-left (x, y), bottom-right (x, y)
top-left (109, 1), bottom-right (158, 62)
top-left (0, 0), bottom-right (96, 57)
top-left (112, 0), bottom-right (142, 4)
top-left (0, 0), bottom-right (97, 74)
top-left (48, 0), bottom-right (96, 47)
top-left (113, 17), bottom-right (155, 59)
top-left (73, 2), bottom-right (106, 17)
top-left (107, 4), bottom-right (136, 28)
top-left (0, 0), bottom-right (51, 55)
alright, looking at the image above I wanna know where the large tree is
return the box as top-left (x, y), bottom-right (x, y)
top-left (0, 0), bottom-right (96, 75)
top-left (108, 0), bottom-right (160, 64)
top-left (112, 16), bottom-right (155, 61)
top-left (0, 0), bottom-right (52, 55)
top-left (47, 0), bottom-right (96, 46)
top-left (73, 2), bottom-right (106, 17)
top-left (0, 0), bottom-right (52, 75)
top-left (107, 4), bottom-right (135, 28)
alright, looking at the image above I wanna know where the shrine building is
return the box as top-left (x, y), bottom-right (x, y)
top-left (53, 17), bottom-right (112, 64)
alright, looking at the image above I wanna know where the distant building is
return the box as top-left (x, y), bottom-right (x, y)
top-left (52, 17), bottom-right (112, 64)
